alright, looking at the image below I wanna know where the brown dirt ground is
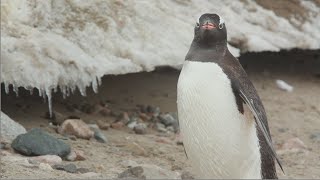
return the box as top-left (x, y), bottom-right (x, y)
top-left (1, 50), bottom-right (320, 179)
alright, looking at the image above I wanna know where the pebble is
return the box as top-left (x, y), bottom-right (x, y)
top-left (276, 79), bottom-right (294, 92)
top-left (126, 142), bottom-right (148, 157)
top-left (65, 150), bottom-right (77, 161)
top-left (133, 123), bottom-right (147, 135)
top-left (277, 137), bottom-right (307, 154)
top-left (77, 167), bottom-right (91, 174)
top-left (118, 164), bottom-right (180, 179)
top-left (111, 121), bottom-right (124, 129)
top-left (127, 121), bottom-right (137, 129)
top-left (155, 123), bottom-right (167, 133)
top-left (66, 149), bottom-right (86, 161)
top-left (11, 128), bottom-right (71, 158)
top-left (0, 112), bottom-right (27, 142)
top-left (28, 155), bottom-right (62, 165)
top-left (310, 132), bottom-right (320, 142)
top-left (146, 105), bottom-right (161, 117)
top-left (52, 163), bottom-right (78, 173)
top-left (139, 113), bottom-right (151, 121)
top-left (98, 107), bottom-right (112, 116)
top-left (58, 119), bottom-right (94, 140)
top-left (97, 120), bottom-right (110, 130)
top-left (89, 124), bottom-right (108, 143)
top-left (166, 126), bottom-right (175, 132)
top-left (159, 113), bottom-right (177, 126)
top-left (39, 163), bottom-right (53, 171)
top-left (118, 112), bottom-right (131, 124)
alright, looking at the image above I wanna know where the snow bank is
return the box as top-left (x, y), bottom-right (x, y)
top-left (1, 0), bottom-right (319, 113)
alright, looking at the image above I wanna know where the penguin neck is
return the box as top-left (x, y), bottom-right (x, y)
top-left (186, 40), bottom-right (227, 63)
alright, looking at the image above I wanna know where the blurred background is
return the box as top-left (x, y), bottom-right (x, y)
top-left (1, 0), bottom-right (320, 179)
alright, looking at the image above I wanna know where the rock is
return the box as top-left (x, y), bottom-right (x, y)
top-left (277, 137), bottom-right (308, 154)
top-left (89, 124), bottom-right (108, 143)
top-left (159, 113), bottom-right (177, 126)
top-left (117, 112), bottom-right (130, 124)
top-left (28, 155), bottom-right (62, 165)
top-left (166, 126), bottom-right (175, 132)
top-left (74, 150), bottom-right (86, 161)
top-left (97, 120), bottom-right (110, 130)
top-left (139, 113), bottom-right (150, 121)
top-left (155, 123), bottom-right (167, 133)
top-left (65, 150), bottom-right (77, 161)
top-left (77, 167), bottom-right (91, 174)
top-left (133, 123), bottom-right (147, 135)
top-left (52, 163), bottom-right (78, 173)
top-left (58, 119), bottom-right (94, 140)
top-left (0, 112), bottom-right (27, 142)
top-left (68, 135), bottom-right (77, 141)
top-left (39, 163), bottom-right (53, 171)
top-left (146, 105), bottom-right (161, 117)
top-left (127, 121), bottom-right (137, 129)
top-left (276, 79), bottom-right (293, 92)
top-left (98, 107), bottom-right (112, 116)
top-left (126, 142), bottom-right (148, 156)
top-left (66, 149), bottom-right (86, 161)
top-left (110, 110), bottom-right (122, 118)
top-left (11, 128), bottom-right (71, 157)
top-left (111, 121), bottom-right (124, 129)
top-left (310, 132), bottom-right (320, 142)
top-left (118, 164), bottom-right (180, 179)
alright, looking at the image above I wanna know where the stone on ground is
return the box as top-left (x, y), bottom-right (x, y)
top-left (11, 128), bottom-right (70, 157)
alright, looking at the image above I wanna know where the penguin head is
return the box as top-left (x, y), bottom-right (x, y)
top-left (194, 13), bottom-right (227, 45)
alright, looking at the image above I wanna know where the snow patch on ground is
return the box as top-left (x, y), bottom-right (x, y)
top-left (1, 0), bottom-right (319, 113)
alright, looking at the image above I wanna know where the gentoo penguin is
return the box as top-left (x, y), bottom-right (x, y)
top-left (177, 13), bottom-right (283, 179)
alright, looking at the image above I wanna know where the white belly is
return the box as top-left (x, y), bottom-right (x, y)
top-left (177, 61), bottom-right (261, 179)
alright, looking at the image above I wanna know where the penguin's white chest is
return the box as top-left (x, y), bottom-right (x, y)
top-left (177, 61), bottom-right (261, 179)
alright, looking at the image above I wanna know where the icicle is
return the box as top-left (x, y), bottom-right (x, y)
top-left (42, 89), bottom-right (47, 103)
top-left (4, 83), bottom-right (9, 94)
top-left (38, 87), bottom-right (42, 97)
top-left (61, 86), bottom-right (67, 99)
top-left (79, 84), bottom-right (87, 96)
top-left (13, 84), bottom-right (19, 97)
top-left (97, 76), bottom-right (102, 86)
top-left (92, 77), bottom-right (98, 93)
top-left (46, 88), bottom-right (53, 118)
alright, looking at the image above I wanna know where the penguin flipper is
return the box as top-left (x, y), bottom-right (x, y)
top-left (238, 89), bottom-right (284, 173)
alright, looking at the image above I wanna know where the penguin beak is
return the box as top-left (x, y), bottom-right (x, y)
top-left (201, 22), bottom-right (216, 30)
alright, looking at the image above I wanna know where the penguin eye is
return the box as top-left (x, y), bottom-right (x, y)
top-left (219, 24), bottom-right (224, 29)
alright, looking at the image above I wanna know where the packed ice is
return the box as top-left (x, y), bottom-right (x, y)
top-left (1, 0), bottom-right (319, 115)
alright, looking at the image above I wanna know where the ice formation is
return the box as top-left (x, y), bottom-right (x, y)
top-left (1, 0), bottom-right (319, 115)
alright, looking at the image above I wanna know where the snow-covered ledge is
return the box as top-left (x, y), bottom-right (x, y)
top-left (1, 0), bottom-right (319, 114)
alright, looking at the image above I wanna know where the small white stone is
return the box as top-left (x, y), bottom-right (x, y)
top-left (39, 163), bottom-right (53, 171)
top-left (276, 80), bottom-right (293, 92)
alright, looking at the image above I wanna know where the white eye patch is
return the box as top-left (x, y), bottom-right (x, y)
top-left (218, 15), bottom-right (224, 25)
